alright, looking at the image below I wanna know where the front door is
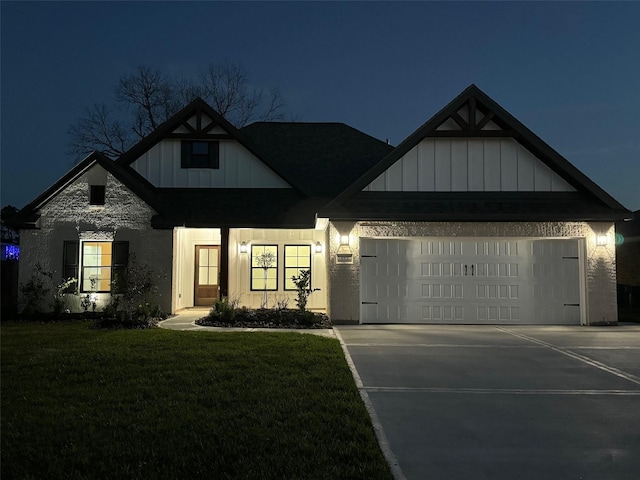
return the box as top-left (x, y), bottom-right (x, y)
top-left (195, 246), bottom-right (219, 306)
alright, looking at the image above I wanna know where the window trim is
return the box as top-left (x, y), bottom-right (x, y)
top-left (181, 140), bottom-right (220, 169)
top-left (284, 244), bottom-right (312, 291)
top-left (250, 244), bottom-right (278, 292)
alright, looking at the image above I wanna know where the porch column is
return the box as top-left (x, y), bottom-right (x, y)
top-left (220, 226), bottom-right (229, 298)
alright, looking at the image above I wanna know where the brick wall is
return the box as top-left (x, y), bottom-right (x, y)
top-left (328, 220), bottom-right (617, 325)
top-left (18, 164), bottom-right (173, 313)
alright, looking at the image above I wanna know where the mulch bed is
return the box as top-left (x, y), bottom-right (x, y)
top-left (196, 308), bottom-right (332, 329)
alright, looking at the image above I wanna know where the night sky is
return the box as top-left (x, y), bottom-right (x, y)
top-left (2, 1), bottom-right (639, 211)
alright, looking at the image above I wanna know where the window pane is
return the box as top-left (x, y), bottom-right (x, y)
top-left (298, 256), bottom-right (310, 268)
top-left (251, 245), bottom-right (278, 291)
top-left (209, 249), bottom-right (218, 266)
top-left (284, 245), bottom-right (311, 291)
top-left (199, 266), bottom-right (208, 285)
top-left (208, 266), bottom-right (218, 284)
top-left (82, 241), bottom-right (113, 292)
top-left (89, 185), bottom-right (106, 205)
top-left (285, 276), bottom-right (295, 290)
top-left (192, 142), bottom-right (209, 155)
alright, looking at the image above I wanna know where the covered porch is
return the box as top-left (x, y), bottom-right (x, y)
top-left (171, 226), bottom-right (328, 313)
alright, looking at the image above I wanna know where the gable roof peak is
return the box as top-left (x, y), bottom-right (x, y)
top-left (331, 85), bottom-right (628, 212)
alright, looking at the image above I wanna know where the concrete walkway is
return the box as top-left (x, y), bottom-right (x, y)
top-left (158, 308), bottom-right (336, 338)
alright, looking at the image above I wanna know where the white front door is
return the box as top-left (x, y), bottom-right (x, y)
top-left (360, 238), bottom-right (581, 324)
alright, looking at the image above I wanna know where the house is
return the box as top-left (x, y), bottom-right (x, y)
top-left (14, 85), bottom-right (631, 325)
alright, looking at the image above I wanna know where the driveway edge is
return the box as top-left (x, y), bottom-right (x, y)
top-left (334, 328), bottom-right (407, 480)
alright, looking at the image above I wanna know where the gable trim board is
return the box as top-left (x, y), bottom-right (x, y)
top-left (13, 85), bottom-right (630, 325)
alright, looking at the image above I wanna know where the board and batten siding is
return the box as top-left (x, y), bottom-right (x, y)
top-left (364, 138), bottom-right (576, 193)
top-left (131, 138), bottom-right (291, 188)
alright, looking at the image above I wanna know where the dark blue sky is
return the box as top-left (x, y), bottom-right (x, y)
top-left (2, 1), bottom-right (639, 210)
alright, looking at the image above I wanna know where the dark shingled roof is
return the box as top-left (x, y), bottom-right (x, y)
top-left (321, 192), bottom-right (629, 222)
top-left (240, 122), bottom-right (394, 198)
top-left (15, 87), bottom-right (630, 229)
top-left (150, 188), bottom-right (325, 229)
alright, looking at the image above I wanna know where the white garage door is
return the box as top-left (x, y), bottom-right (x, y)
top-left (360, 238), bottom-right (581, 324)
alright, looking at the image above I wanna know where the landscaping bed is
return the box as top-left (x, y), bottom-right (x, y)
top-left (196, 307), bottom-right (332, 329)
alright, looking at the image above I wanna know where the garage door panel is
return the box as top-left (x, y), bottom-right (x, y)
top-left (361, 237), bottom-right (581, 324)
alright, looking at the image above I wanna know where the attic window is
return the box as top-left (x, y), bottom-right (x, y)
top-left (181, 140), bottom-right (219, 169)
top-left (89, 185), bottom-right (106, 206)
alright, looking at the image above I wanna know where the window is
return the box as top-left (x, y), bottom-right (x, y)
top-left (251, 245), bottom-right (278, 291)
top-left (181, 140), bottom-right (219, 169)
top-left (89, 185), bottom-right (106, 205)
top-left (284, 245), bottom-right (311, 290)
top-left (78, 241), bottom-right (128, 292)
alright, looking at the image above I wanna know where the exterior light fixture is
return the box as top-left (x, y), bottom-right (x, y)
top-left (596, 235), bottom-right (608, 247)
top-left (337, 234), bottom-right (353, 264)
top-left (239, 241), bottom-right (248, 254)
top-left (314, 241), bottom-right (322, 253)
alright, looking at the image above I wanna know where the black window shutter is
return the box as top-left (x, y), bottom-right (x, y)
top-left (62, 241), bottom-right (79, 293)
top-left (112, 241), bottom-right (129, 293)
top-left (209, 142), bottom-right (220, 168)
top-left (181, 141), bottom-right (190, 168)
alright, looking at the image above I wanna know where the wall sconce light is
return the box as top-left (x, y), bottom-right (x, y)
top-left (340, 235), bottom-right (350, 246)
top-left (314, 241), bottom-right (323, 253)
top-left (596, 235), bottom-right (609, 247)
top-left (239, 241), bottom-right (248, 254)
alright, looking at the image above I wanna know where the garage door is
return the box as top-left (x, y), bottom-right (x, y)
top-left (360, 238), bottom-right (581, 324)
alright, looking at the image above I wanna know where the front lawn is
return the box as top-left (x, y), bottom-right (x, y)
top-left (1, 322), bottom-right (392, 479)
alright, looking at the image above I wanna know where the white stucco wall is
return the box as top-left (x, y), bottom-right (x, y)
top-left (328, 220), bottom-right (617, 325)
top-left (18, 164), bottom-right (173, 313)
top-left (229, 228), bottom-right (328, 311)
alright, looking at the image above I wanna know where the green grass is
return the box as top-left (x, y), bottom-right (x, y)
top-left (1, 322), bottom-right (392, 480)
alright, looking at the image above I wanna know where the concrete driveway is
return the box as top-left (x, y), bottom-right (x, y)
top-left (335, 324), bottom-right (640, 480)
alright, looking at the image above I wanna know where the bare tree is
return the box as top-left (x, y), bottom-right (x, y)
top-left (116, 66), bottom-right (178, 137)
top-left (68, 62), bottom-right (288, 161)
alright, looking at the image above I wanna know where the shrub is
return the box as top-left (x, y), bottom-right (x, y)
top-left (53, 277), bottom-right (77, 314)
top-left (205, 297), bottom-right (236, 324)
top-left (93, 254), bottom-right (167, 329)
top-left (20, 263), bottom-right (53, 315)
top-left (291, 269), bottom-right (319, 312)
top-left (197, 307), bottom-right (331, 329)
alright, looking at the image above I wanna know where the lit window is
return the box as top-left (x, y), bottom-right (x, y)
top-left (251, 245), bottom-right (278, 291)
top-left (82, 242), bottom-right (112, 292)
top-left (181, 140), bottom-right (220, 169)
top-left (79, 241), bottom-right (128, 292)
top-left (284, 245), bottom-right (311, 290)
top-left (89, 185), bottom-right (106, 205)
